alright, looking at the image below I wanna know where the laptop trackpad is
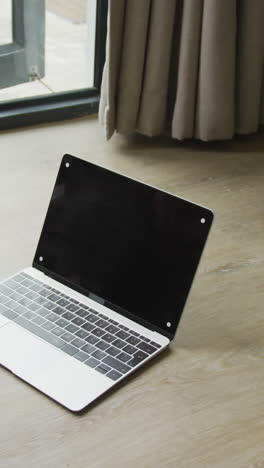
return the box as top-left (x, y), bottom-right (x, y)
top-left (0, 323), bottom-right (112, 411)
top-left (0, 322), bottom-right (63, 378)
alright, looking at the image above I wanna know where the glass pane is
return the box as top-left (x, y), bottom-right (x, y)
top-left (0, 0), bottom-right (12, 45)
top-left (0, 0), bottom-right (96, 101)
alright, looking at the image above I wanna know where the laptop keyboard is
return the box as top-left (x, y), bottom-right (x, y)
top-left (0, 273), bottom-right (162, 381)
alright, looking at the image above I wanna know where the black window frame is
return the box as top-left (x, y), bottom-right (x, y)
top-left (0, 0), bottom-right (108, 131)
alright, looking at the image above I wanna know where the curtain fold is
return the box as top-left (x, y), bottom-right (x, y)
top-left (236, 0), bottom-right (264, 134)
top-left (116, 0), bottom-right (151, 134)
top-left (171, 0), bottom-right (203, 139)
top-left (195, 0), bottom-right (237, 140)
top-left (136, 0), bottom-right (177, 136)
top-left (99, 0), bottom-right (264, 141)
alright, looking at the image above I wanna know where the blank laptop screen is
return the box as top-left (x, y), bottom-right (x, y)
top-left (34, 155), bottom-right (213, 335)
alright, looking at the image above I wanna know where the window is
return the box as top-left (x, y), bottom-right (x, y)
top-left (0, 0), bottom-right (107, 130)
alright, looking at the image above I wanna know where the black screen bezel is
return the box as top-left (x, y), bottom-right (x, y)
top-left (33, 154), bottom-right (214, 340)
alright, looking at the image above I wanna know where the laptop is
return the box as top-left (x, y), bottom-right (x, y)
top-left (0, 154), bottom-right (213, 412)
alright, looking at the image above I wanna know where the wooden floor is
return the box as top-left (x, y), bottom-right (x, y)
top-left (0, 117), bottom-right (264, 467)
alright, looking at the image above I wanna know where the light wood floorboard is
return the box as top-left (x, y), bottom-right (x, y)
top-left (0, 117), bottom-right (263, 468)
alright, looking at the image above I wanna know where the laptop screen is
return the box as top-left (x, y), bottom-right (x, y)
top-left (34, 155), bottom-right (213, 337)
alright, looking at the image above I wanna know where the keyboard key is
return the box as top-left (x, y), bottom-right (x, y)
top-left (71, 338), bottom-right (86, 349)
top-left (29, 284), bottom-right (42, 293)
top-left (150, 341), bottom-right (161, 348)
top-left (116, 352), bottom-right (131, 363)
top-left (17, 297), bottom-right (32, 307)
top-left (52, 327), bottom-right (65, 337)
top-left (6, 293), bottom-right (18, 303)
top-left (75, 309), bottom-right (89, 318)
top-left (97, 362), bottom-right (111, 373)
top-left (5, 280), bottom-right (20, 290)
top-left (5, 299), bottom-right (20, 309)
top-left (136, 341), bottom-right (157, 355)
top-left (32, 316), bottom-right (46, 326)
top-left (97, 312), bottom-right (108, 319)
top-left (46, 312), bottom-right (58, 322)
top-left (10, 293), bottom-right (22, 303)
top-left (74, 351), bottom-right (89, 362)
top-left (43, 300), bottom-right (56, 310)
top-left (66, 303), bottom-right (79, 313)
top-left (36, 307), bottom-right (49, 318)
top-left (27, 302), bottom-right (40, 312)
top-left (23, 310), bottom-right (37, 320)
top-left (127, 350), bottom-right (148, 367)
top-left (122, 344), bottom-right (138, 355)
top-left (0, 295), bottom-right (8, 305)
top-left (61, 343), bottom-right (79, 356)
top-left (17, 286), bottom-right (29, 295)
top-left (85, 357), bottom-right (100, 368)
top-left (92, 349), bottom-right (107, 360)
top-left (81, 343), bottom-right (96, 354)
top-left (42, 321), bottom-right (55, 331)
top-left (91, 328), bottom-right (105, 337)
top-left (85, 334), bottom-right (99, 345)
top-left (47, 293), bottom-right (60, 302)
top-left (102, 356), bottom-right (130, 374)
top-left (86, 314), bottom-right (98, 324)
top-left (34, 296), bottom-right (46, 305)
top-left (88, 308), bottom-right (99, 315)
top-left (34, 280), bottom-right (44, 286)
top-left (102, 333), bottom-right (116, 343)
top-left (116, 330), bottom-right (130, 340)
top-left (95, 318), bottom-right (108, 328)
top-left (118, 324), bottom-right (129, 331)
top-left (56, 318), bottom-right (69, 328)
top-left (13, 316), bottom-right (65, 348)
top-left (96, 366), bottom-right (109, 375)
top-left (82, 322), bottom-right (95, 332)
top-left (25, 291), bottom-right (39, 300)
top-left (130, 330), bottom-right (140, 337)
top-left (0, 307), bottom-right (18, 320)
top-left (14, 305), bottom-right (27, 315)
top-left (57, 298), bottom-right (70, 307)
top-left (20, 273), bottom-right (33, 279)
top-left (75, 329), bottom-right (89, 339)
top-left (53, 306), bottom-right (64, 316)
top-left (107, 370), bottom-right (122, 381)
top-left (126, 336), bottom-right (140, 346)
top-left (20, 279), bottom-right (33, 287)
top-left (108, 319), bottom-right (119, 326)
top-left (38, 289), bottom-right (51, 297)
top-left (0, 285), bottom-right (10, 294)
top-left (1, 289), bottom-right (14, 298)
top-left (112, 339), bottom-right (127, 350)
top-left (62, 312), bottom-right (75, 320)
top-left (105, 324), bottom-right (119, 334)
top-left (12, 274), bottom-right (25, 283)
top-left (72, 317), bottom-right (85, 326)
top-left (106, 346), bottom-right (120, 357)
top-left (61, 332), bottom-right (75, 342)
top-left (94, 340), bottom-right (109, 351)
top-left (65, 323), bottom-right (79, 333)
top-left (139, 335), bottom-right (151, 343)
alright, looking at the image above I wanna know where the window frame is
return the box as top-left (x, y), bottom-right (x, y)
top-left (0, 0), bottom-right (45, 90)
top-left (0, 0), bottom-right (108, 130)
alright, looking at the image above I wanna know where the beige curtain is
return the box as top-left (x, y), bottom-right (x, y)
top-left (99, 0), bottom-right (264, 141)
